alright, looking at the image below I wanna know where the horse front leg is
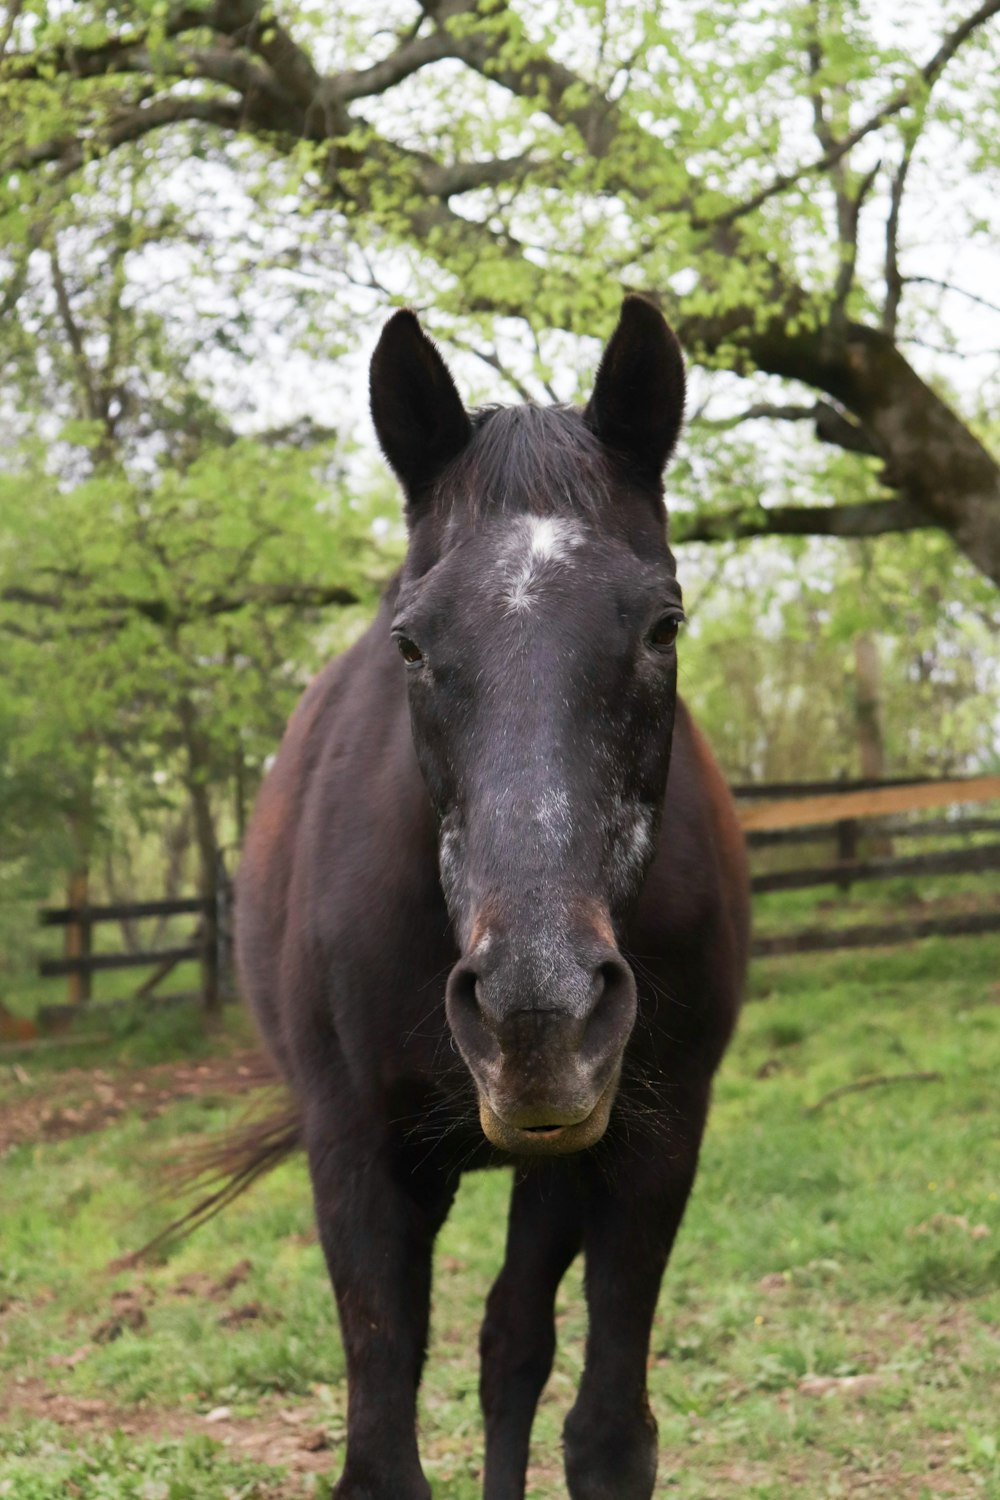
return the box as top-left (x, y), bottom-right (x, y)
top-left (562, 1170), bottom-right (696, 1500)
top-left (306, 1107), bottom-right (454, 1500)
top-left (480, 1165), bottom-right (584, 1500)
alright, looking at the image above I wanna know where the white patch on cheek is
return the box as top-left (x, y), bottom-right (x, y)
top-left (473, 931), bottom-right (492, 958)
top-left (499, 516), bottom-right (584, 615)
top-left (439, 826), bottom-right (461, 897)
top-left (629, 808), bottom-right (654, 865)
top-left (607, 802), bottom-right (655, 898)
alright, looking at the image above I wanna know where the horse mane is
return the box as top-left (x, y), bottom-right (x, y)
top-left (434, 404), bottom-right (615, 521)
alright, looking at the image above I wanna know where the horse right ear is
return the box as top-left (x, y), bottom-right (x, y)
top-left (370, 311), bottom-right (472, 505)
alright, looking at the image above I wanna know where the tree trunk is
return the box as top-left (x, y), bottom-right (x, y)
top-left (152, 808), bottom-right (192, 949)
top-left (854, 632), bottom-right (885, 782)
top-left (176, 692), bottom-right (221, 1016)
top-left (853, 630), bottom-right (891, 858)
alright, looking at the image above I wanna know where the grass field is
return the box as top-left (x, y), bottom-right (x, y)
top-left (1, 928), bottom-right (998, 1498)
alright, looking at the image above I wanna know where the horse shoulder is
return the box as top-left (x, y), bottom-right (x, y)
top-left (635, 699), bottom-right (750, 967)
top-left (235, 634), bottom-right (379, 1036)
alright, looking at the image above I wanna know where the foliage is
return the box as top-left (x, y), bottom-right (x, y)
top-left (679, 526), bottom-right (1000, 780)
top-left (0, 182), bottom-right (403, 922)
top-left (0, 429), bottom-right (396, 884)
top-left (2, 0), bottom-right (1000, 577)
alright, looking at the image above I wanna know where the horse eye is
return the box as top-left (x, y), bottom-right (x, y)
top-left (396, 636), bottom-right (424, 666)
top-left (647, 615), bottom-right (682, 652)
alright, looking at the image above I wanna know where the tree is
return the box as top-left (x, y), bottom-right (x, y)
top-left (2, 1), bottom-right (999, 584)
top-left (0, 199), bottom-right (401, 1008)
top-left (679, 528), bottom-right (1000, 784)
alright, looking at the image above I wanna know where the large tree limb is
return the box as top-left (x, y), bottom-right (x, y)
top-left (671, 498), bottom-right (933, 546)
top-left (331, 29), bottom-right (458, 102)
top-left (4, 96), bottom-right (243, 174)
top-left (1, 580), bottom-right (362, 630)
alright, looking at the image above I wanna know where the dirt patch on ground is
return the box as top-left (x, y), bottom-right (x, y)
top-left (0, 1049), bottom-right (273, 1157)
top-left (1, 1376), bottom-right (342, 1494)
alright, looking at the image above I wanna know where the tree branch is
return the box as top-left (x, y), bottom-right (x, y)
top-left (883, 134), bottom-right (917, 337)
top-left (421, 153), bottom-right (534, 199)
top-left (4, 96), bottom-right (243, 174)
top-left (445, 335), bottom-right (538, 402)
top-left (0, 0), bottom-right (23, 60)
top-left (47, 244), bottom-right (103, 430)
top-left (830, 162), bottom-right (880, 328)
top-left (902, 276), bottom-right (1000, 319)
top-left (713, 0), bottom-right (1000, 229)
top-left (670, 498), bottom-right (933, 546)
top-left (805, 0), bottom-right (853, 239)
top-left (695, 400), bottom-right (878, 458)
top-left (805, 1071), bottom-right (943, 1116)
top-left (330, 29), bottom-right (457, 101)
top-left (3, 8), bottom-right (536, 275)
top-left (1, 581), bottom-right (362, 630)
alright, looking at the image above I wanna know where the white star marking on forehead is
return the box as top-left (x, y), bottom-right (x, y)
top-left (500, 516), bottom-right (585, 614)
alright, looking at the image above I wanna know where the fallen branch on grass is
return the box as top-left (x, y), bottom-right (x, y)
top-left (804, 1071), bottom-right (944, 1116)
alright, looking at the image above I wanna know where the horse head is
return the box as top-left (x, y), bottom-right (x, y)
top-left (370, 297), bottom-right (686, 1154)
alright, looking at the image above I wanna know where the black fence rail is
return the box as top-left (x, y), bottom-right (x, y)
top-left (750, 841), bottom-right (1000, 895)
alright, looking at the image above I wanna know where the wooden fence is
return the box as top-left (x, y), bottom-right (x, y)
top-left (33, 775), bottom-right (1000, 1015)
top-left (37, 865), bottom-right (234, 1014)
top-left (737, 773), bottom-right (1000, 956)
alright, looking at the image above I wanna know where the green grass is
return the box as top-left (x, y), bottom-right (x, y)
top-left (752, 869), bottom-right (1000, 936)
top-left (2, 929), bottom-right (998, 1497)
top-left (0, 1425), bottom-right (283, 1499)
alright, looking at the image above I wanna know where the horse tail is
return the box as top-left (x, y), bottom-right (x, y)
top-left (126, 1078), bottom-right (304, 1264)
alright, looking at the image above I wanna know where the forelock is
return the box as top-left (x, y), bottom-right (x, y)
top-left (433, 405), bottom-right (613, 520)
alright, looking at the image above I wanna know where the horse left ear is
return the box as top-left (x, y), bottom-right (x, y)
top-left (370, 310), bottom-right (472, 504)
top-left (584, 295), bottom-right (685, 481)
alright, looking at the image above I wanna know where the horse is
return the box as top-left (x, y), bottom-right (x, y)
top-left (234, 295), bottom-right (750, 1500)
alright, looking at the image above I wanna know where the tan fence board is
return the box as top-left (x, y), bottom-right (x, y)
top-left (737, 776), bottom-right (1000, 833)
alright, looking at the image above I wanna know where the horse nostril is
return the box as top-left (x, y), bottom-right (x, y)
top-left (448, 964), bottom-right (482, 1024)
top-left (445, 961), bottom-right (501, 1064)
top-left (581, 955), bottom-right (637, 1063)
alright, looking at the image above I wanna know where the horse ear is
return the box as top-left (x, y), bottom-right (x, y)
top-left (370, 310), bottom-right (472, 503)
top-left (584, 295), bottom-right (685, 480)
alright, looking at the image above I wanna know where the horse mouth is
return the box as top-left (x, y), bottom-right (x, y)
top-left (477, 1069), bottom-right (620, 1156)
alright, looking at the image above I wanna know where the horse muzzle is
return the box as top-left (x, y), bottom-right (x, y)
top-left (444, 936), bottom-right (637, 1155)
top-left (476, 1063), bottom-right (623, 1154)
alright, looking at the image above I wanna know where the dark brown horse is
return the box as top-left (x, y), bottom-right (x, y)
top-left (235, 296), bottom-right (749, 1500)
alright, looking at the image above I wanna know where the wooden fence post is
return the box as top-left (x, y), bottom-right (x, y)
top-left (835, 817), bottom-right (857, 893)
top-left (65, 868), bottom-right (91, 1004)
